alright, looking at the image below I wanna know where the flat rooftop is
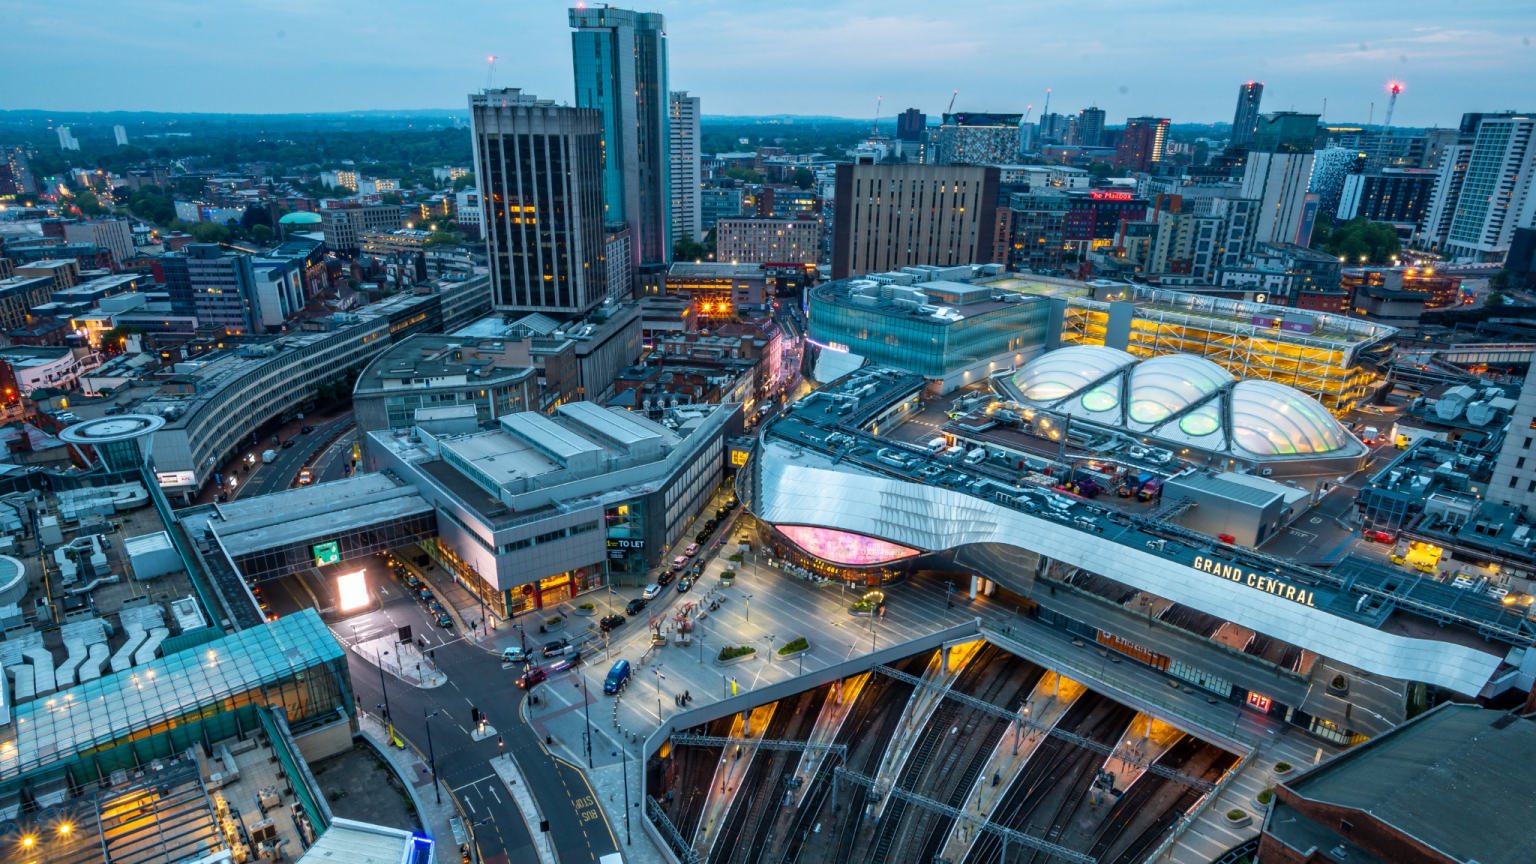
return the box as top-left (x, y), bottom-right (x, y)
top-left (1285, 704), bottom-right (1536, 864)
top-left (203, 473), bottom-right (432, 557)
top-left (811, 279), bottom-right (1047, 323)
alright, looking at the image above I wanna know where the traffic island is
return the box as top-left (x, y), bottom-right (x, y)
top-left (1224, 808), bottom-right (1252, 828)
top-left (774, 637), bottom-right (810, 663)
top-left (714, 645), bottom-right (756, 667)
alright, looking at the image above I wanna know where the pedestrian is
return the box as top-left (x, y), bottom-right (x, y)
top-left (685, 690), bottom-right (691, 703)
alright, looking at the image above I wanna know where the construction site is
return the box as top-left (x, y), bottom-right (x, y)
top-left (648, 639), bottom-right (1238, 864)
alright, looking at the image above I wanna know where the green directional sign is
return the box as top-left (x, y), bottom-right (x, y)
top-left (314, 541), bottom-right (340, 566)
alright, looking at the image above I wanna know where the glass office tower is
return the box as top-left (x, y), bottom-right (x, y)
top-left (569, 6), bottom-right (671, 273)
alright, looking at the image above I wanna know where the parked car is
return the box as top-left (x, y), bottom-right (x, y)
top-left (502, 646), bottom-right (532, 663)
top-left (677, 577), bottom-right (692, 593)
top-left (626, 597), bottom-right (648, 615)
top-left (642, 584), bottom-right (662, 600)
top-left (695, 531), bottom-right (711, 544)
top-left (519, 666), bottom-right (547, 689)
top-left (542, 639), bottom-right (574, 658)
top-left (684, 543), bottom-right (700, 557)
top-left (656, 570), bottom-right (675, 587)
top-left (603, 659), bottom-right (632, 694)
top-left (600, 614), bottom-right (627, 632)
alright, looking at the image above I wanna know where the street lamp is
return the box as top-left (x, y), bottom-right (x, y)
top-left (744, 594), bottom-right (753, 623)
top-left (424, 709), bottom-right (441, 804)
top-left (580, 674), bottom-right (593, 768)
top-left (946, 579), bottom-right (953, 609)
top-left (379, 650), bottom-right (393, 722)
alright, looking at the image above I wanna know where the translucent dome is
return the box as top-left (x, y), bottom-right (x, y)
top-left (1012, 346), bottom-right (1136, 405)
top-left (1127, 355), bottom-right (1234, 427)
top-left (1229, 380), bottom-right (1353, 456)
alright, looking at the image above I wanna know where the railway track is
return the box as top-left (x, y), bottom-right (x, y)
top-left (914, 660), bottom-right (1045, 863)
top-left (866, 645), bottom-right (999, 864)
top-left (963, 693), bottom-right (1133, 864)
top-left (710, 701), bottom-right (800, 864)
top-left (1093, 744), bottom-right (1237, 864)
top-left (737, 687), bottom-right (830, 864)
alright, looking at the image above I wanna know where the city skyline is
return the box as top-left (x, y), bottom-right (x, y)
top-left (0, 0), bottom-right (1530, 127)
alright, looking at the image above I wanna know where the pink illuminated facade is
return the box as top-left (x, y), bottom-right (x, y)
top-left (774, 525), bottom-right (920, 566)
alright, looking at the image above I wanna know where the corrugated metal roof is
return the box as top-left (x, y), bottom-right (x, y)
top-left (557, 401), bottom-right (659, 447)
top-left (502, 410), bottom-right (603, 459)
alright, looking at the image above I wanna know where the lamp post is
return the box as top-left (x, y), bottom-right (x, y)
top-left (378, 649), bottom-right (393, 721)
top-left (424, 709), bottom-right (441, 803)
top-left (622, 739), bottom-right (632, 846)
top-left (580, 673), bottom-right (593, 768)
top-left (744, 594), bottom-right (753, 623)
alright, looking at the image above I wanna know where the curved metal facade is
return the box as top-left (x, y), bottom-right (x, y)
top-left (754, 444), bottom-right (1500, 694)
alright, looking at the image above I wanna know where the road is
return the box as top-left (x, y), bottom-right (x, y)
top-left (234, 412), bottom-right (356, 499)
top-left (339, 566), bottom-right (622, 864)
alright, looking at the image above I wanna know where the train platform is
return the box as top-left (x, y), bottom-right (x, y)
top-left (867, 639), bottom-right (983, 821)
top-left (690, 703), bottom-right (777, 860)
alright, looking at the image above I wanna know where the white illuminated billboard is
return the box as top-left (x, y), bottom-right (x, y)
top-left (337, 571), bottom-right (370, 612)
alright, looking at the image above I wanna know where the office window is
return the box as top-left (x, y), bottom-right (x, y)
top-left (1511, 476), bottom-right (1519, 488)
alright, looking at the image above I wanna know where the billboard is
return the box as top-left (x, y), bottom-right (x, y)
top-left (313, 540), bottom-right (340, 566)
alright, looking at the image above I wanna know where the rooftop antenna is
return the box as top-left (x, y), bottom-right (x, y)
top-left (872, 95), bottom-right (882, 136)
top-left (486, 55), bottom-right (497, 91)
top-left (1384, 82), bottom-right (1404, 130)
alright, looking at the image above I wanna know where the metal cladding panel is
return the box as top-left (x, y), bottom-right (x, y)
top-left (756, 451), bottom-right (1501, 694)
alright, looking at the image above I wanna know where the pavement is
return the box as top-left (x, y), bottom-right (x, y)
top-left (359, 711), bottom-right (489, 864)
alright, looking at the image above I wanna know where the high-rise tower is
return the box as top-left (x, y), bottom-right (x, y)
top-left (1240, 112), bottom-right (1319, 246)
top-left (669, 91), bottom-right (702, 246)
top-left (569, 6), bottom-right (671, 271)
top-left (470, 89), bottom-right (609, 315)
top-left (1232, 82), bottom-right (1264, 147)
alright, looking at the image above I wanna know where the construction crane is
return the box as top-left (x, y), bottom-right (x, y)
top-left (947, 90), bottom-right (958, 114)
top-left (1383, 81), bottom-right (1404, 129)
top-left (872, 95), bottom-right (882, 136)
top-left (1021, 105), bottom-right (1034, 125)
top-left (1042, 87), bottom-right (1052, 118)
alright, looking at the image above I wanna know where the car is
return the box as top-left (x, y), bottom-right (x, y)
top-left (502, 646), bottom-right (532, 663)
top-left (550, 650), bottom-right (582, 672)
top-left (281, 440), bottom-right (295, 449)
top-left (677, 577), bottom-right (692, 593)
top-left (603, 659), bottom-right (632, 694)
top-left (703, 519), bottom-right (718, 530)
top-left (301, 425), bottom-right (315, 434)
top-left (626, 597), bottom-right (648, 615)
top-left (600, 614), bottom-right (627, 632)
top-left (671, 556), bottom-right (688, 571)
top-left (695, 531), bottom-right (711, 545)
top-left (519, 666), bottom-right (547, 689)
top-left (542, 639), bottom-right (573, 657)
top-left (436, 613), bottom-right (454, 629)
top-left (684, 543), bottom-right (700, 557)
top-left (690, 562), bottom-right (704, 576)
top-left (715, 507), bottom-right (728, 520)
top-left (656, 570), bottom-right (675, 587)
top-left (642, 584), bottom-right (662, 600)
top-left (298, 468), bottom-right (313, 485)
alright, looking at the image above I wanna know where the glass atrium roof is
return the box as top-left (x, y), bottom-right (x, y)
top-left (1003, 349), bottom-right (1361, 462)
top-left (1011, 346), bottom-right (1135, 404)
top-left (0, 610), bottom-right (342, 780)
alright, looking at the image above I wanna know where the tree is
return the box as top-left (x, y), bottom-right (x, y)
top-left (673, 233), bottom-right (709, 262)
top-left (1486, 293), bottom-right (1511, 307)
top-left (251, 225), bottom-right (274, 245)
top-left (187, 222), bottom-right (232, 244)
top-left (790, 167), bottom-right (815, 190)
top-left (381, 192), bottom-right (404, 206)
top-left (1323, 217), bottom-right (1400, 265)
top-left (1490, 269), bottom-right (1512, 290)
top-left (453, 173), bottom-right (476, 192)
top-left (1309, 212), bottom-right (1334, 249)
top-left (424, 231), bottom-right (459, 247)
top-left (74, 189), bottom-right (106, 217)
top-left (101, 325), bottom-right (145, 351)
top-left (724, 166), bottom-right (764, 184)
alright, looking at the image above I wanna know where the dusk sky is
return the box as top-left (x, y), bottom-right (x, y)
top-left (3, 0), bottom-right (1532, 127)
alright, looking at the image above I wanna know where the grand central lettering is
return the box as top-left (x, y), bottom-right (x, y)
top-left (1192, 556), bottom-right (1317, 608)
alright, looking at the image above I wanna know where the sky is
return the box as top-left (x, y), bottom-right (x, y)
top-left (2, 0), bottom-right (1533, 127)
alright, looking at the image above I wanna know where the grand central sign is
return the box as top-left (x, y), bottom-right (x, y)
top-left (1192, 556), bottom-right (1319, 608)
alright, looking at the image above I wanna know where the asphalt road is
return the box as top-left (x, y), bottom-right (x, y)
top-left (234, 412), bottom-right (356, 499)
top-left (341, 568), bottom-right (621, 864)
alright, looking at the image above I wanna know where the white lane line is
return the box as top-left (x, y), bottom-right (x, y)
top-left (452, 775), bottom-right (498, 792)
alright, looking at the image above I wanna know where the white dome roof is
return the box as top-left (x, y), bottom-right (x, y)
top-left (1230, 380), bottom-right (1353, 456)
top-left (1011, 346), bottom-right (1135, 405)
top-left (1126, 355), bottom-right (1234, 428)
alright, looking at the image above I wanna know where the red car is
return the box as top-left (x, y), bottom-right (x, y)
top-left (519, 666), bottom-right (547, 689)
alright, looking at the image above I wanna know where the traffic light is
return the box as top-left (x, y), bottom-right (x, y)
top-left (471, 707), bottom-right (480, 725)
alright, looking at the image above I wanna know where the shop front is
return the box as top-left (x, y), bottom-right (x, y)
top-left (766, 523), bottom-right (918, 587)
top-left (509, 565), bottom-right (605, 616)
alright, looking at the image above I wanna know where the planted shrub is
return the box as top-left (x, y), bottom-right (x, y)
top-left (1257, 788), bottom-right (1274, 805)
top-left (578, 603), bottom-right (595, 610)
top-left (778, 637), bottom-right (809, 655)
top-left (718, 645), bottom-right (756, 661)
top-left (1226, 809), bottom-right (1245, 820)
top-left (547, 616), bottom-right (563, 626)
top-left (1275, 761), bottom-right (1293, 772)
